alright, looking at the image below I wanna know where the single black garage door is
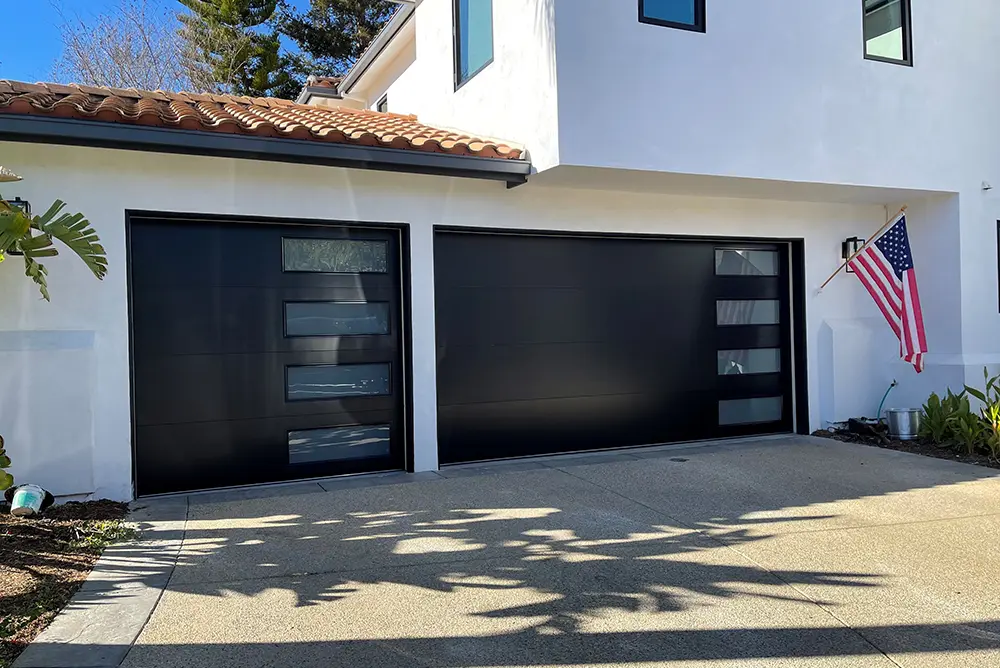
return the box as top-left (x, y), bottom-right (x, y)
top-left (434, 230), bottom-right (800, 464)
top-left (130, 215), bottom-right (407, 495)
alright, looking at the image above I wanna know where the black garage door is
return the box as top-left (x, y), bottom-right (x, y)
top-left (130, 215), bottom-right (407, 495)
top-left (434, 230), bottom-right (799, 464)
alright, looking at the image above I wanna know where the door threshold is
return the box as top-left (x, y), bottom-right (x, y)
top-left (137, 468), bottom-right (408, 503)
top-left (441, 433), bottom-right (798, 471)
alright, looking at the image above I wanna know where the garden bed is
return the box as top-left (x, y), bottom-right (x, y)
top-left (813, 421), bottom-right (1000, 471)
top-left (0, 500), bottom-right (132, 668)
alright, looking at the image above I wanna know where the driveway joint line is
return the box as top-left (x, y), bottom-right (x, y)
top-left (117, 496), bottom-right (190, 667)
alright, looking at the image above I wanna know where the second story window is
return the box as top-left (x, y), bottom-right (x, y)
top-left (454, 0), bottom-right (493, 89)
top-left (639, 0), bottom-right (705, 33)
top-left (863, 0), bottom-right (912, 65)
top-left (376, 95), bottom-right (388, 113)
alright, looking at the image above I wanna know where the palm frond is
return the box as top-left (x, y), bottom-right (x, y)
top-left (33, 200), bottom-right (108, 280)
top-left (22, 255), bottom-right (51, 301)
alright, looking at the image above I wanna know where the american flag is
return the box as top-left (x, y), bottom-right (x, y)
top-left (848, 214), bottom-right (927, 372)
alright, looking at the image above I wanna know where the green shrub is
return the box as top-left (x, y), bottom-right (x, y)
top-left (920, 389), bottom-right (969, 445)
top-left (948, 411), bottom-right (985, 456)
top-left (966, 367), bottom-right (1000, 459)
top-left (0, 434), bottom-right (12, 491)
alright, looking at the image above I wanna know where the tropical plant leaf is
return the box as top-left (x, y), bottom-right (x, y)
top-left (0, 470), bottom-right (13, 491)
top-left (34, 204), bottom-right (108, 281)
top-left (22, 255), bottom-right (51, 301)
top-left (0, 207), bottom-right (31, 253)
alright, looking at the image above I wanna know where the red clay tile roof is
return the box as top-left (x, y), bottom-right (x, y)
top-left (0, 80), bottom-right (524, 160)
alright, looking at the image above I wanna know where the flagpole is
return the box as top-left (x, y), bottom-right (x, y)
top-left (817, 205), bottom-right (907, 292)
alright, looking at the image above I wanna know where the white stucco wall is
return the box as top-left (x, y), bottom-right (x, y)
top-left (383, 0), bottom-right (560, 169)
top-left (0, 142), bottom-right (968, 499)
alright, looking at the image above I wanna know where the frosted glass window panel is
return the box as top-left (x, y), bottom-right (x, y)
top-left (716, 300), bottom-right (780, 326)
top-left (714, 250), bottom-right (779, 276)
top-left (719, 397), bottom-right (783, 425)
top-left (718, 349), bottom-right (781, 375)
top-left (287, 364), bottom-right (390, 401)
top-left (285, 302), bottom-right (390, 337)
top-left (289, 425), bottom-right (391, 464)
top-left (282, 238), bottom-right (388, 273)
top-left (864, 0), bottom-right (909, 62)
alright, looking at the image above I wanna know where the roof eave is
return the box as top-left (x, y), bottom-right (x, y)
top-left (0, 115), bottom-right (530, 186)
top-left (295, 86), bottom-right (344, 105)
top-left (341, 4), bottom-right (416, 96)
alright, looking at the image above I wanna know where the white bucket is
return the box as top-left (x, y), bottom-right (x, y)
top-left (10, 484), bottom-right (46, 517)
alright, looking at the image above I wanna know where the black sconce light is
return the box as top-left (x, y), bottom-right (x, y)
top-left (842, 236), bottom-right (865, 273)
top-left (3, 198), bottom-right (31, 256)
top-left (7, 197), bottom-right (31, 217)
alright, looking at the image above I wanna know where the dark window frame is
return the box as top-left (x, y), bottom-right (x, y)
top-left (376, 95), bottom-right (388, 113)
top-left (638, 0), bottom-right (706, 33)
top-left (453, 0), bottom-right (494, 90)
top-left (862, 0), bottom-right (913, 66)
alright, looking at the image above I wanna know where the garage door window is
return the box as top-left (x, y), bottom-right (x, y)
top-left (289, 425), bottom-right (391, 464)
top-left (719, 397), bottom-right (783, 425)
top-left (718, 348), bottom-right (781, 375)
top-left (286, 363), bottom-right (391, 401)
top-left (282, 238), bottom-right (388, 273)
top-left (285, 302), bottom-right (391, 337)
top-left (715, 249), bottom-right (779, 276)
top-left (716, 299), bottom-right (780, 326)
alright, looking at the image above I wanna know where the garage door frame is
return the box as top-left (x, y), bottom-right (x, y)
top-left (125, 210), bottom-right (415, 496)
top-left (433, 226), bottom-right (809, 462)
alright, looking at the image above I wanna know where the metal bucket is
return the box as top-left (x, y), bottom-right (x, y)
top-left (886, 408), bottom-right (922, 441)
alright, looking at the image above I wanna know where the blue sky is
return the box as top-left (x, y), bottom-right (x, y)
top-left (1, 0), bottom-right (310, 83)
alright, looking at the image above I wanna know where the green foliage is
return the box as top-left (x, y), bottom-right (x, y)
top-left (920, 389), bottom-right (969, 444)
top-left (278, 0), bottom-right (396, 78)
top-left (177, 0), bottom-right (394, 98)
top-left (948, 410), bottom-right (985, 456)
top-left (178, 0), bottom-right (298, 98)
top-left (0, 195), bottom-right (107, 301)
top-left (70, 520), bottom-right (139, 552)
top-left (0, 434), bottom-right (12, 491)
top-left (966, 367), bottom-right (1000, 459)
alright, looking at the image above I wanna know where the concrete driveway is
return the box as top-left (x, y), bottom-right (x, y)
top-left (15, 436), bottom-right (1000, 667)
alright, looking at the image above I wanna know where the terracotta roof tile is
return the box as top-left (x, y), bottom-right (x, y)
top-left (0, 80), bottom-right (524, 161)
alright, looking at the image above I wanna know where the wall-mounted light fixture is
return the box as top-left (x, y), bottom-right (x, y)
top-left (842, 236), bottom-right (865, 273)
top-left (2, 198), bottom-right (31, 256)
top-left (6, 197), bottom-right (31, 217)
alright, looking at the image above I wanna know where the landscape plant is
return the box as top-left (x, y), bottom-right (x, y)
top-left (919, 389), bottom-right (968, 445)
top-left (965, 367), bottom-right (1000, 459)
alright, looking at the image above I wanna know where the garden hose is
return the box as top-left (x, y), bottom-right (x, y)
top-left (877, 380), bottom-right (899, 423)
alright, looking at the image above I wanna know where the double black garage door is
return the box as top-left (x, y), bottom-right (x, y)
top-left (435, 230), bottom-right (801, 464)
top-left (130, 217), bottom-right (800, 495)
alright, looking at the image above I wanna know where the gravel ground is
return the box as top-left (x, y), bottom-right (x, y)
top-left (0, 500), bottom-right (131, 668)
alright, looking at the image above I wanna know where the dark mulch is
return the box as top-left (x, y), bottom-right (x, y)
top-left (813, 420), bottom-right (1000, 470)
top-left (0, 500), bottom-right (131, 668)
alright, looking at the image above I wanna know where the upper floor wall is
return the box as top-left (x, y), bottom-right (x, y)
top-left (373, 0), bottom-right (560, 170)
top-left (554, 0), bottom-right (1000, 191)
top-left (344, 1), bottom-right (1000, 191)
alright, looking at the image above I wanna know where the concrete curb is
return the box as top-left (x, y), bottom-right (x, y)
top-left (12, 500), bottom-right (188, 668)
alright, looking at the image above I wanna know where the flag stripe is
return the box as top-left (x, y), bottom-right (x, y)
top-left (866, 247), bottom-right (904, 301)
top-left (856, 249), bottom-right (902, 312)
top-left (906, 269), bottom-right (927, 351)
top-left (851, 256), bottom-right (902, 338)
